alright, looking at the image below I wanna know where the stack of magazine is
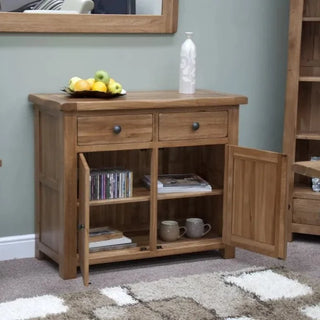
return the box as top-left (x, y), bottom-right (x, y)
top-left (89, 227), bottom-right (136, 252)
top-left (90, 168), bottom-right (133, 200)
top-left (142, 173), bottom-right (212, 193)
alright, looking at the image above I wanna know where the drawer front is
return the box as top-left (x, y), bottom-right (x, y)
top-left (293, 198), bottom-right (320, 225)
top-left (159, 111), bottom-right (228, 141)
top-left (78, 114), bottom-right (153, 145)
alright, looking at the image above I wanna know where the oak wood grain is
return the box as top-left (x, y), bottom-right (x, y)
top-left (78, 153), bottom-right (90, 286)
top-left (293, 160), bottom-right (320, 178)
top-left (0, 0), bottom-right (178, 34)
top-left (31, 89), bottom-right (259, 284)
top-left (283, 0), bottom-right (320, 238)
top-left (223, 145), bottom-right (287, 259)
top-left (29, 90), bottom-right (248, 112)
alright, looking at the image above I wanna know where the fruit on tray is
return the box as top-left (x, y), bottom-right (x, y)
top-left (67, 70), bottom-right (123, 93)
top-left (68, 76), bottom-right (81, 91)
top-left (91, 81), bottom-right (107, 93)
top-left (74, 79), bottom-right (91, 92)
top-left (108, 81), bottom-right (123, 94)
top-left (94, 70), bottom-right (110, 85)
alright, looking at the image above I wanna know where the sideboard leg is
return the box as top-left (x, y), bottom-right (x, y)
top-left (59, 262), bottom-right (78, 280)
top-left (220, 245), bottom-right (235, 259)
top-left (35, 242), bottom-right (45, 260)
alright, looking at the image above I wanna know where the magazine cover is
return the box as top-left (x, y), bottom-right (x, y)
top-left (158, 173), bottom-right (210, 187)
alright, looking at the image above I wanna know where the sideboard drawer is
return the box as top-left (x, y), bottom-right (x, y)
top-left (158, 111), bottom-right (228, 141)
top-left (78, 114), bottom-right (153, 145)
top-left (293, 198), bottom-right (320, 225)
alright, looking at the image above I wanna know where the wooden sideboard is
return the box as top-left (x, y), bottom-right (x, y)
top-left (29, 90), bottom-right (288, 285)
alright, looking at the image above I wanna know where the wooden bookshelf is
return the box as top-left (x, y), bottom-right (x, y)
top-left (283, 0), bottom-right (320, 238)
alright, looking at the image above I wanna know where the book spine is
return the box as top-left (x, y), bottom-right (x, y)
top-left (129, 171), bottom-right (133, 197)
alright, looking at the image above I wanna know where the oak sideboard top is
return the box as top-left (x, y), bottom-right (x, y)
top-left (28, 90), bottom-right (248, 112)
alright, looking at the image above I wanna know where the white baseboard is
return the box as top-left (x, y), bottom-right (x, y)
top-left (0, 234), bottom-right (35, 261)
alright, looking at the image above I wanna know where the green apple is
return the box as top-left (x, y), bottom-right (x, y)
top-left (108, 81), bottom-right (122, 94)
top-left (94, 70), bottom-right (110, 85)
top-left (68, 76), bottom-right (81, 91)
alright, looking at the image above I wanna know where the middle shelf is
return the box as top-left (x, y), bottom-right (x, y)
top-left (86, 188), bottom-right (223, 206)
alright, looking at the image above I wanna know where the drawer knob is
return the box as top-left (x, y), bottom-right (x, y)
top-left (192, 122), bottom-right (200, 131)
top-left (113, 125), bottom-right (122, 134)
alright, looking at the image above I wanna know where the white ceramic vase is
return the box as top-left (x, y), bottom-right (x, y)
top-left (179, 31), bottom-right (196, 94)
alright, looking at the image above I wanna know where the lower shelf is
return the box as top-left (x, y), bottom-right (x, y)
top-left (292, 185), bottom-right (320, 236)
top-left (86, 234), bottom-right (224, 266)
top-left (293, 185), bottom-right (320, 200)
top-left (292, 223), bottom-right (320, 236)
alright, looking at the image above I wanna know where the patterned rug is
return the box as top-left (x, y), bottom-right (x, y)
top-left (1, 267), bottom-right (319, 320)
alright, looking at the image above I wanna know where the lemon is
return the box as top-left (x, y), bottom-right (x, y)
top-left (74, 79), bottom-right (91, 92)
top-left (68, 76), bottom-right (81, 91)
top-left (92, 81), bottom-right (107, 93)
top-left (86, 78), bottom-right (95, 89)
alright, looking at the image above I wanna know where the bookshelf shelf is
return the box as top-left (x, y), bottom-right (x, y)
top-left (294, 184), bottom-right (320, 200)
top-left (89, 187), bottom-right (150, 206)
top-left (303, 17), bottom-right (320, 22)
top-left (157, 188), bottom-right (223, 200)
top-left (88, 187), bottom-right (223, 206)
top-left (296, 132), bottom-right (320, 140)
top-left (299, 76), bottom-right (320, 82)
top-left (293, 160), bottom-right (320, 178)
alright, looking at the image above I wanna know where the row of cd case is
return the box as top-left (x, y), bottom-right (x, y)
top-left (90, 168), bottom-right (133, 200)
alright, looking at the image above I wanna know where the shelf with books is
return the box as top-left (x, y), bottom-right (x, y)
top-left (89, 187), bottom-right (150, 206)
top-left (87, 230), bottom-right (151, 265)
top-left (88, 231), bottom-right (225, 265)
top-left (79, 152), bottom-right (153, 283)
top-left (81, 149), bottom-right (152, 205)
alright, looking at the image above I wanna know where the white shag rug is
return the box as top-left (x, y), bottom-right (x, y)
top-left (0, 267), bottom-right (319, 320)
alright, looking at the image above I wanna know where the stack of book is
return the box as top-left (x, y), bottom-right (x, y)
top-left (89, 227), bottom-right (136, 252)
top-left (142, 173), bottom-right (212, 193)
top-left (90, 168), bottom-right (133, 200)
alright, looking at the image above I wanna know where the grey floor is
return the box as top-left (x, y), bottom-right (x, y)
top-left (0, 234), bottom-right (319, 303)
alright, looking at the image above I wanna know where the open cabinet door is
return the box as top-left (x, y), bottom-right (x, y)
top-left (78, 153), bottom-right (90, 286)
top-left (223, 145), bottom-right (288, 259)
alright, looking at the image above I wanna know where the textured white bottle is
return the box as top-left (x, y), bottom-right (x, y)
top-left (179, 32), bottom-right (196, 94)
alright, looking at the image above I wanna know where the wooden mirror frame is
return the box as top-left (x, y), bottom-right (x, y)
top-left (0, 0), bottom-right (178, 33)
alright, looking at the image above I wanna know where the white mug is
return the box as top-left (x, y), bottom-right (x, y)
top-left (159, 220), bottom-right (186, 242)
top-left (186, 218), bottom-right (211, 238)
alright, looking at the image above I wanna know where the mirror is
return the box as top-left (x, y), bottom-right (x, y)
top-left (0, 0), bottom-right (178, 33)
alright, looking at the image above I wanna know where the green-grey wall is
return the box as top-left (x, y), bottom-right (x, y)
top-left (0, 0), bottom-right (290, 237)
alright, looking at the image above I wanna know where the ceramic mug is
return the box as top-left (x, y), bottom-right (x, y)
top-left (159, 220), bottom-right (187, 242)
top-left (186, 218), bottom-right (211, 238)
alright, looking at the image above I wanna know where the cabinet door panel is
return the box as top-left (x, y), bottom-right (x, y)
top-left (223, 145), bottom-right (288, 258)
top-left (79, 153), bottom-right (90, 286)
